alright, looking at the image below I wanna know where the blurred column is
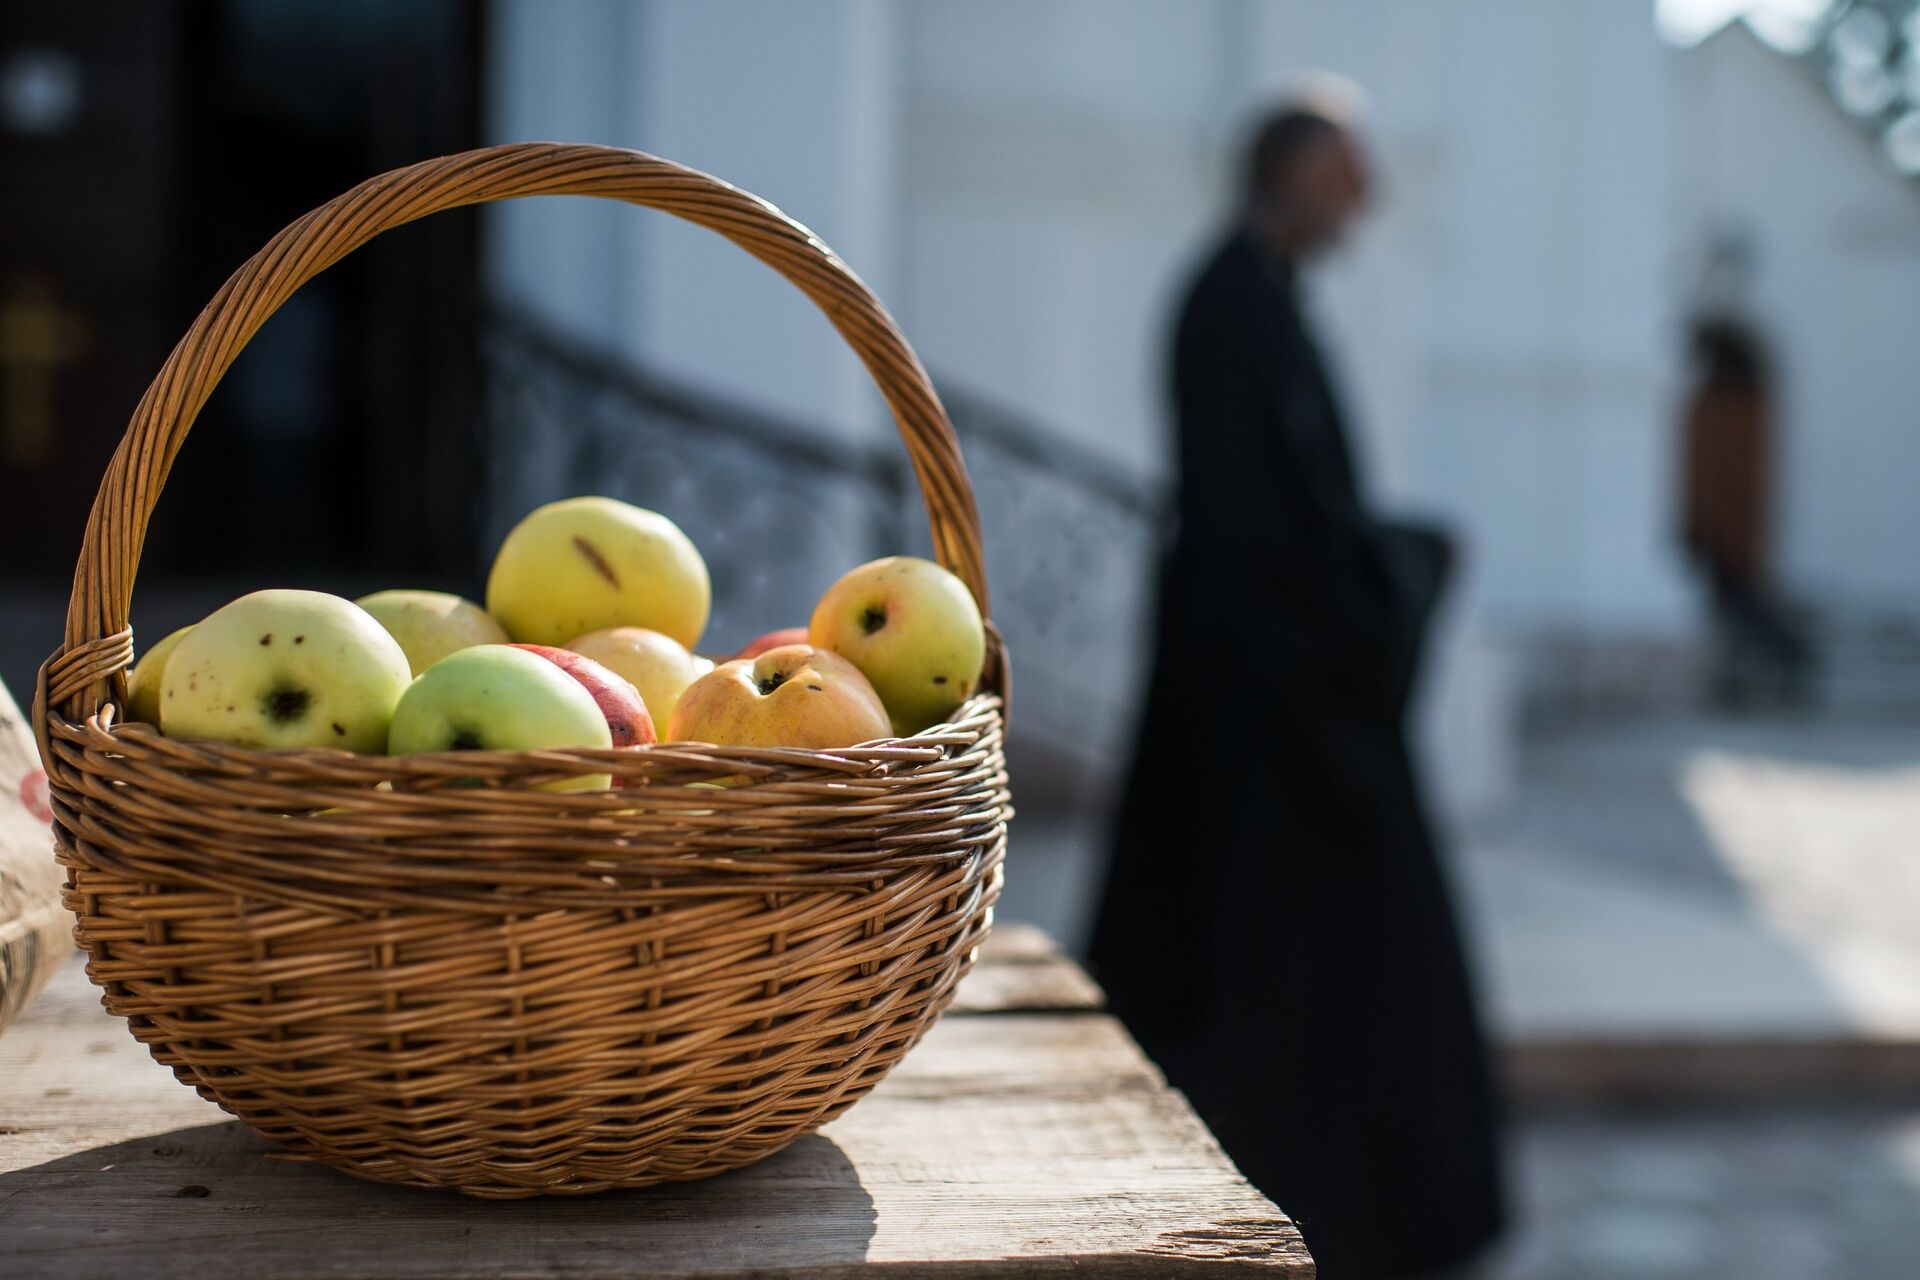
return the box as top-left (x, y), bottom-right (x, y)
top-left (486, 0), bottom-right (901, 448)
top-left (621, 0), bottom-right (899, 444)
top-left (484, 0), bottom-right (633, 341)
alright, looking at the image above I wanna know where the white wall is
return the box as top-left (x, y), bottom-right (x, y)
top-left (621, 0), bottom-right (899, 439)
top-left (487, 0), bottom-right (898, 441)
top-left (490, 0), bottom-right (1920, 625)
top-left (486, 0), bottom-right (633, 341)
top-left (896, 0), bottom-right (1234, 478)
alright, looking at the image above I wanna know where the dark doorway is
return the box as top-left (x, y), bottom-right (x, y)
top-left (0, 0), bottom-right (487, 694)
top-left (0, 0), bottom-right (486, 693)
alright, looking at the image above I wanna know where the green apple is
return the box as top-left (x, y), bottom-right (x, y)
top-left (388, 645), bottom-right (613, 791)
top-left (486, 496), bottom-right (710, 650)
top-left (667, 645), bottom-right (892, 749)
top-left (563, 627), bottom-right (709, 731)
top-left (355, 589), bottom-right (509, 676)
top-left (125, 624), bottom-right (193, 726)
top-left (809, 556), bottom-right (986, 735)
top-left (159, 590), bottom-right (412, 752)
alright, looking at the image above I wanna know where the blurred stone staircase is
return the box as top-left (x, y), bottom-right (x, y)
top-left (1815, 605), bottom-right (1920, 719)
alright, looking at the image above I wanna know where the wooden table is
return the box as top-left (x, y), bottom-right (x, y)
top-left (0, 924), bottom-right (1312, 1277)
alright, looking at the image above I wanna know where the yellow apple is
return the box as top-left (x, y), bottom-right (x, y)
top-left (666, 645), bottom-right (891, 749)
top-left (564, 627), bottom-right (709, 732)
top-left (355, 589), bottom-right (509, 675)
top-left (159, 590), bottom-right (412, 752)
top-left (125, 624), bottom-right (193, 726)
top-left (486, 496), bottom-right (710, 650)
top-left (809, 556), bottom-right (985, 735)
top-left (388, 645), bottom-right (614, 791)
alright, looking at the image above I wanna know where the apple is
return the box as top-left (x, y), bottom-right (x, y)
top-left (125, 624), bottom-right (193, 726)
top-left (486, 496), bottom-right (710, 650)
top-left (667, 644), bottom-right (891, 749)
top-left (734, 626), bottom-right (809, 661)
top-left (388, 645), bottom-right (613, 791)
top-left (355, 589), bottom-right (509, 675)
top-left (509, 643), bottom-right (655, 746)
top-left (809, 556), bottom-right (986, 735)
top-left (564, 627), bottom-right (709, 733)
top-left (159, 590), bottom-right (412, 752)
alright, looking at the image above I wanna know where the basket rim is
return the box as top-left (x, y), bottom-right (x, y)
top-left (42, 690), bottom-right (1003, 784)
top-left (43, 693), bottom-right (1008, 911)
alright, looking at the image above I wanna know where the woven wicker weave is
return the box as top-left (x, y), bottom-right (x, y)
top-left (29, 143), bottom-right (1010, 1198)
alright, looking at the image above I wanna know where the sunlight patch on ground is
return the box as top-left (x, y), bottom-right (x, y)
top-left (1682, 749), bottom-right (1920, 1036)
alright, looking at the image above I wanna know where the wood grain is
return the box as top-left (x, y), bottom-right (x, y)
top-left (0, 929), bottom-right (1311, 1276)
top-left (949, 923), bottom-right (1106, 1014)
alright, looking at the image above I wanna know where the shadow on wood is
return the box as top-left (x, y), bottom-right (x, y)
top-left (0, 1120), bottom-right (879, 1278)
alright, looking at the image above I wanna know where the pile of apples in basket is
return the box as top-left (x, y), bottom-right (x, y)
top-left (127, 496), bottom-right (985, 782)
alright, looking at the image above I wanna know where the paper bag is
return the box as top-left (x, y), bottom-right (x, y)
top-left (0, 676), bottom-right (68, 1035)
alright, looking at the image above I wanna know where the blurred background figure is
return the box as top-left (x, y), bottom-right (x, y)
top-left (1678, 311), bottom-right (1814, 707)
top-left (1087, 91), bottom-right (1503, 1279)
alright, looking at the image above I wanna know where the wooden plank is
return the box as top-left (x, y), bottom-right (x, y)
top-left (948, 921), bottom-right (1104, 1016)
top-left (1, 949), bottom-right (1310, 1278)
top-left (971, 921), bottom-right (1066, 967)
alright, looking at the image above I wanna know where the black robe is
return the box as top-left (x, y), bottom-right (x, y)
top-left (1088, 233), bottom-right (1504, 1278)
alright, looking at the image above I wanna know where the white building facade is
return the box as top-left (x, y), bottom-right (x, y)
top-left (486, 0), bottom-right (1920, 820)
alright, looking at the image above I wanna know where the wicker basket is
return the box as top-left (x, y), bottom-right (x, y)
top-left (30, 143), bottom-right (1010, 1198)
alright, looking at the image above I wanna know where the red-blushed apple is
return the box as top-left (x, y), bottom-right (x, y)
top-left (486, 496), bottom-right (710, 650)
top-left (733, 627), bottom-right (809, 660)
top-left (510, 644), bottom-right (655, 747)
top-left (564, 627), bottom-right (707, 733)
top-left (809, 556), bottom-right (986, 735)
top-left (666, 645), bottom-right (891, 749)
top-left (388, 646), bottom-right (613, 791)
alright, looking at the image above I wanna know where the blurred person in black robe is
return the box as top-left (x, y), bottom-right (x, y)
top-left (1678, 315), bottom-right (1812, 707)
top-left (1088, 96), bottom-right (1504, 1278)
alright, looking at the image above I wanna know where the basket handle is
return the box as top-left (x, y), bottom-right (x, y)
top-left (47, 143), bottom-right (999, 724)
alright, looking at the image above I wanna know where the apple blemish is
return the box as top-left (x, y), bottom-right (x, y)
top-left (262, 687), bottom-right (311, 725)
top-left (572, 535), bottom-right (621, 589)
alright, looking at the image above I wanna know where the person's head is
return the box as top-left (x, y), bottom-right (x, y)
top-left (1241, 80), bottom-right (1373, 260)
top-left (1690, 315), bottom-right (1770, 397)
